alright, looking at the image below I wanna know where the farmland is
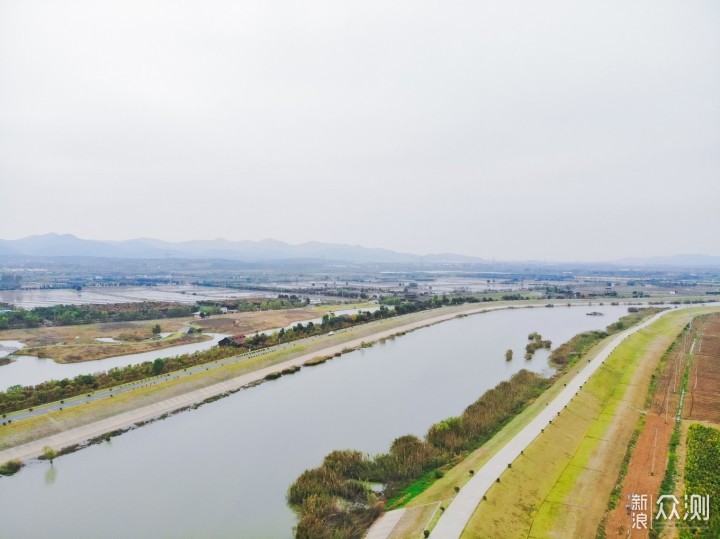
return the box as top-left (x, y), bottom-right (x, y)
top-left (667, 314), bottom-right (720, 539)
top-left (597, 312), bottom-right (720, 539)
top-left (686, 314), bottom-right (720, 423)
top-left (602, 317), bottom-right (692, 537)
top-left (681, 424), bottom-right (720, 538)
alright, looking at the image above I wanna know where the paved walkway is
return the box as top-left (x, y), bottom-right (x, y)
top-left (428, 307), bottom-right (687, 538)
top-left (365, 509), bottom-right (407, 539)
top-left (0, 303), bottom-right (516, 464)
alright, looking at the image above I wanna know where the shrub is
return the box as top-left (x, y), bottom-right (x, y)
top-left (0, 459), bottom-right (23, 476)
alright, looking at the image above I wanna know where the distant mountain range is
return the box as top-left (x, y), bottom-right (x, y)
top-left (1, 234), bottom-right (719, 268)
top-left (0, 234), bottom-right (486, 264)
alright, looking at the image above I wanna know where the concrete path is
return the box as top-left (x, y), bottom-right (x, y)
top-left (0, 303), bottom-right (517, 464)
top-left (365, 509), bottom-right (407, 539)
top-left (428, 306), bottom-right (689, 538)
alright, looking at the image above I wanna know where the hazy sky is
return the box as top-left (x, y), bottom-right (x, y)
top-left (1, 1), bottom-right (718, 261)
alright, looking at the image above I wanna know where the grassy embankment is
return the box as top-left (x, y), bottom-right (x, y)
top-left (0, 301), bottom-right (501, 453)
top-left (457, 307), bottom-right (719, 539)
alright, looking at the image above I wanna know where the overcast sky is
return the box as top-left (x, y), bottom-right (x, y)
top-left (1, 1), bottom-right (718, 261)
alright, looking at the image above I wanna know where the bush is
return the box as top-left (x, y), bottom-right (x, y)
top-left (0, 459), bottom-right (23, 476)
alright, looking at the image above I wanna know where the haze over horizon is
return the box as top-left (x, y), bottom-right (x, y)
top-left (2, 232), bottom-right (720, 265)
top-left (1, 1), bottom-right (719, 261)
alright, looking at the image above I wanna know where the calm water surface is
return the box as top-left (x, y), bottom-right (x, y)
top-left (0, 305), bottom-right (629, 538)
top-left (0, 285), bottom-right (273, 309)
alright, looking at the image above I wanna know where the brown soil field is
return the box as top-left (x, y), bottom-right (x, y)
top-left (686, 314), bottom-right (720, 423)
top-left (193, 308), bottom-right (321, 334)
top-left (603, 323), bottom-right (690, 538)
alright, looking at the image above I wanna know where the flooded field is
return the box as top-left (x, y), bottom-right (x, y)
top-left (0, 284), bottom-right (275, 309)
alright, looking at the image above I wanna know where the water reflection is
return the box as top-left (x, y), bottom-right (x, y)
top-left (44, 465), bottom-right (57, 485)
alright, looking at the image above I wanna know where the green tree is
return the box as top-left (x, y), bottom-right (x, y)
top-left (151, 358), bottom-right (166, 375)
top-left (42, 445), bottom-right (58, 465)
top-left (152, 324), bottom-right (162, 335)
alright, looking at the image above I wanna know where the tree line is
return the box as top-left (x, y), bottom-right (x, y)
top-left (196, 295), bottom-right (309, 315)
top-left (0, 295), bottom-right (309, 329)
top-left (380, 295), bottom-right (489, 309)
top-left (0, 345), bottom-right (240, 416)
top-left (0, 302), bottom-right (195, 329)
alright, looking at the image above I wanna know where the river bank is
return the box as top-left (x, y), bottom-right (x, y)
top-left (0, 302), bottom-right (675, 538)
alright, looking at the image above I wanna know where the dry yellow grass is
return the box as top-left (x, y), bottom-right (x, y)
top-left (390, 504), bottom-right (440, 539)
top-left (22, 332), bottom-right (211, 363)
top-left (0, 306), bottom-right (331, 362)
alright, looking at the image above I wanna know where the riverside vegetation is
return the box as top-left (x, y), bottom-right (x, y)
top-left (288, 307), bottom-right (661, 539)
top-left (0, 296), bottom-right (310, 329)
top-left (549, 307), bottom-right (661, 367)
top-left (524, 332), bottom-right (551, 359)
top-left (0, 297), bottom-right (483, 416)
top-left (0, 458), bottom-right (22, 476)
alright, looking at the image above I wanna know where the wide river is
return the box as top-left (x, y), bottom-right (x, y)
top-left (0, 304), bottom-right (629, 538)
